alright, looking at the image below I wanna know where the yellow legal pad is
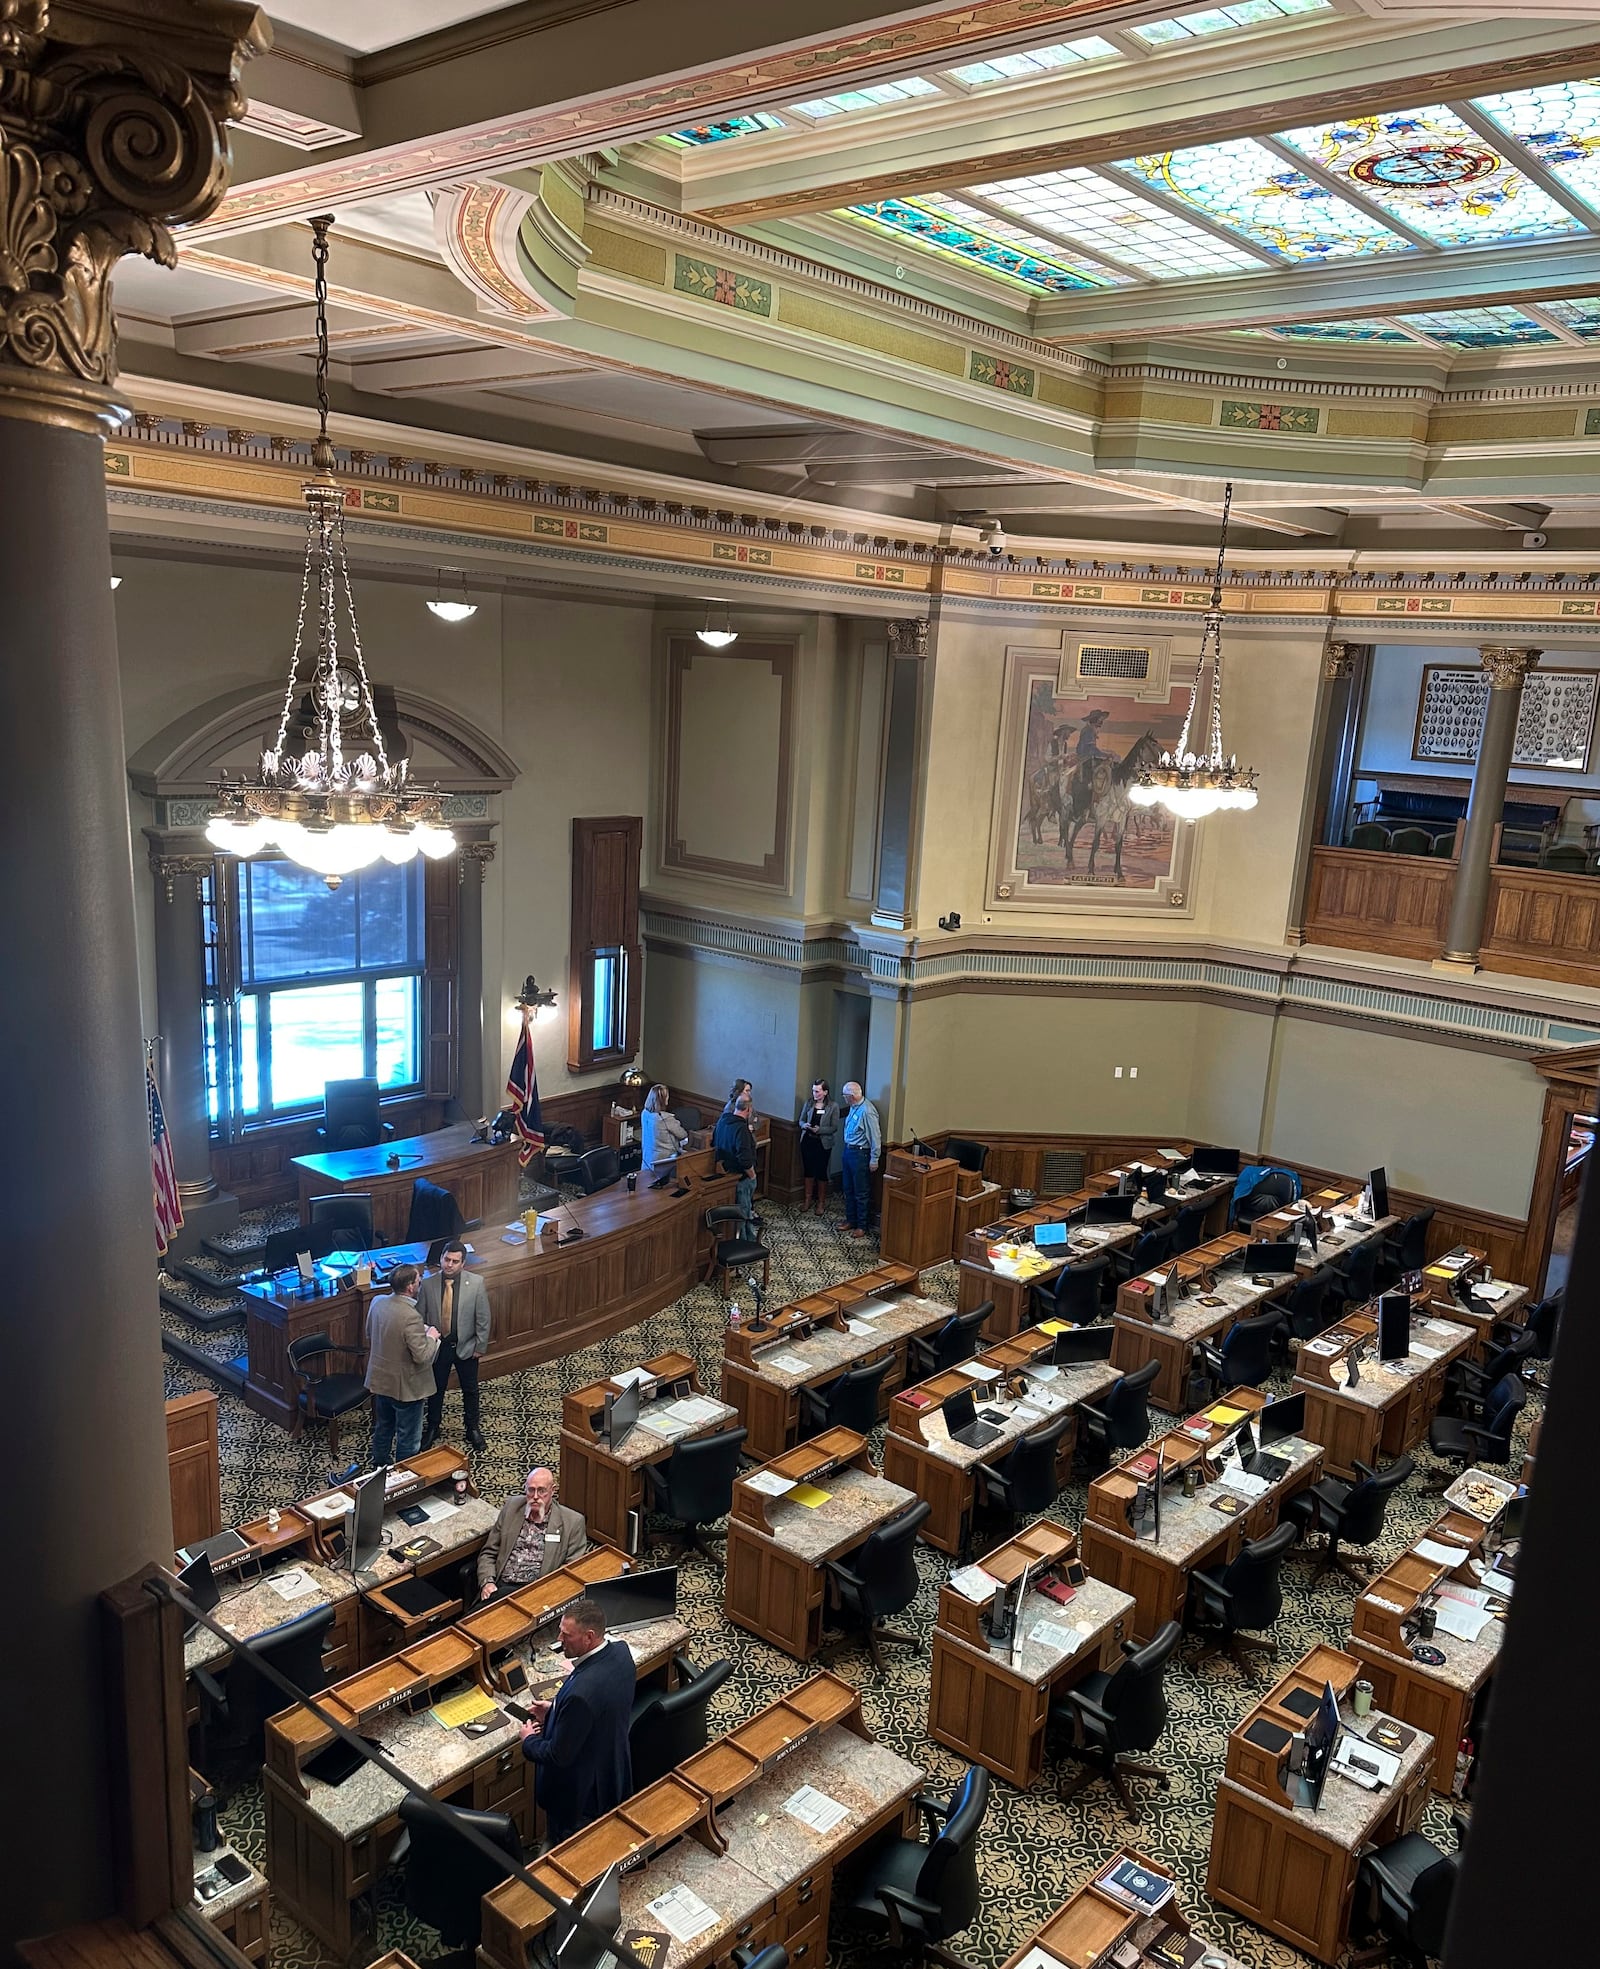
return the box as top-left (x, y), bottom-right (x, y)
top-left (789, 1484), bottom-right (832, 1509)
top-left (1205, 1404), bottom-right (1247, 1426)
top-left (431, 1685), bottom-right (499, 1729)
top-left (1039, 1321), bottom-right (1070, 1336)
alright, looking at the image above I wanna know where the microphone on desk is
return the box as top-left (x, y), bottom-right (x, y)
top-left (559, 1199), bottom-right (586, 1243)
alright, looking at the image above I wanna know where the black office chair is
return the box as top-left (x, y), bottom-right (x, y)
top-left (1350, 1825), bottom-right (1463, 1969)
top-left (642, 1424), bottom-right (748, 1558)
top-left (675, 1103), bottom-right (704, 1134)
top-left (407, 1176), bottom-right (466, 1244)
top-left (944, 1136), bottom-right (991, 1176)
top-left (1441, 1328), bottom-right (1537, 1417)
top-left (1496, 1292), bottom-right (1560, 1391)
top-left (1279, 1266), bottom-right (1337, 1349)
top-left (1233, 1173), bottom-right (1298, 1229)
top-left (1075, 1360), bottom-right (1160, 1473)
top-left (1105, 1225), bottom-right (1175, 1301)
top-left (309, 1191), bottom-right (374, 1251)
top-left (1193, 1309), bottom-right (1283, 1399)
top-left (1186, 1521), bottom-right (1299, 1680)
top-left (732, 1952), bottom-right (788, 1969)
top-left (1377, 1207), bottom-right (1435, 1288)
top-left (396, 1794), bottom-right (522, 1962)
top-left (285, 1330), bottom-right (369, 1456)
top-left (575, 1145), bottom-right (622, 1195)
top-left (704, 1205), bottom-right (770, 1296)
top-left (194, 1602), bottom-right (334, 1777)
top-left (316, 1076), bottom-right (393, 1151)
top-left (974, 1412), bottom-right (1071, 1537)
top-left (824, 1497), bottom-right (931, 1672)
top-left (800, 1355), bottom-right (892, 1439)
top-left (628, 1654), bottom-right (732, 1791)
top-left (1031, 1256), bottom-right (1109, 1328)
top-left (262, 1222), bottom-right (337, 1276)
top-left (1168, 1199), bottom-right (1212, 1255)
top-left (839, 1766), bottom-right (989, 1967)
top-left (908, 1304), bottom-right (993, 1381)
top-left (1329, 1236), bottom-right (1380, 1312)
top-left (1427, 1373), bottom-right (1526, 1486)
top-left (1287, 1454), bottom-right (1415, 1585)
top-left (1050, 1619), bottom-right (1179, 1822)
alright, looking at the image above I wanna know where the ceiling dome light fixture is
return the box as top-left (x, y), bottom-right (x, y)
top-left (109, 576), bottom-right (122, 589)
top-left (1128, 481), bottom-right (1259, 823)
top-left (427, 567), bottom-right (478, 623)
top-left (696, 599), bottom-right (738, 649)
top-left (206, 215), bottom-right (455, 889)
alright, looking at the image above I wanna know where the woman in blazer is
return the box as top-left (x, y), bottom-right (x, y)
top-left (640, 1084), bottom-right (689, 1174)
top-left (796, 1078), bottom-right (840, 1214)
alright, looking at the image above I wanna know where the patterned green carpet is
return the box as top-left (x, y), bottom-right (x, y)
top-left (164, 1197), bottom-right (1524, 1968)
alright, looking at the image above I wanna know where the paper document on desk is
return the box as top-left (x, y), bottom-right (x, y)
top-left (413, 1495), bottom-right (459, 1522)
top-left (1334, 1736), bottom-right (1399, 1790)
top-left (1015, 1951), bottom-right (1071, 1969)
top-left (744, 1471), bottom-right (795, 1498)
top-left (1475, 1281), bottom-right (1511, 1301)
top-left (958, 1361), bottom-right (1002, 1382)
top-left (645, 1884), bottom-right (720, 1945)
top-left (949, 1563), bottom-right (1001, 1603)
top-left (638, 1410), bottom-right (693, 1440)
top-left (1028, 1619), bottom-right (1084, 1660)
top-left (1432, 1599), bottom-right (1495, 1643)
top-left (265, 1567), bottom-right (318, 1603)
top-left (1026, 1362), bottom-right (1060, 1382)
top-left (851, 1298), bottom-right (894, 1320)
top-left (1415, 1538), bottom-right (1469, 1567)
top-left (612, 1367), bottom-right (654, 1389)
top-left (1012, 1403), bottom-right (1048, 1427)
top-left (1219, 1468), bottom-right (1271, 1501)
top-left (783, 1784), bottom-right (850, 1835)
top-left (1425, 1319), bottom-right (1458, 1337)
top-left (845, 1319), bottom-right (877, 1336)
top-left (670, 1396), bottom-right (724, 1425)
top-left (431, 1685), bottom-right (498, 1729)
top-left (788, 1484), bottom-right (832, 1509)
top-left (762, 1351), bottom-right (812, 1375)
top-left (1303, 1338), bottom-right (1341, 1356)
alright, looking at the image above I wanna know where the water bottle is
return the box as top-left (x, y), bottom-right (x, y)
top-left (194, 1792), bottom-right (220, 1853)
top-left (728, 1303), bottom-right (742, 1333)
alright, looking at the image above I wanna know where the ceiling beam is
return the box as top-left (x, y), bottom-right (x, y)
top-left (173, 300), bottom-right (402, 359)
top-left (1421, 501), bottom-right (1552, 531)
top-left (347, 347), bottom-right (598, 395)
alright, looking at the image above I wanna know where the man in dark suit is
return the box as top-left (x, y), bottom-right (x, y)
top-left (519, 1599), bottom-right (633, 1845)
top-left (418, 1240), bottom-right (491, 1452)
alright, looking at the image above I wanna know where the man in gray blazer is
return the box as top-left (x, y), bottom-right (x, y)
top-left (419, 1240), bottom-right (491, 1453)
top-left (364, 1264), bottom-right (439, 1467)
top-left (477, 1468), bottom-right (590, 1598)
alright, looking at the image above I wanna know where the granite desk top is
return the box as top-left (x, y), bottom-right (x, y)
top-left (185, 1561), bottom-right (357, 1673)
top-left (364, 1494), bottom-right (497, 1585)
top-left (512, 1618), bottom-right (691, 1693)
top-left (1221, 1701), bottom-right (1433, 1850)
top-left (1355, 1596), bottom-right (1504, 1694)
top-left (915, 1360), bottom-right (1118, 1470)
top-left (762, 1467), bottom-right (919, 1564)
top-left (745, 1293), bottom-right (948, 1390)
top-left (1121, 1269), bottom-right (1278, 1345)
top-left (945, 1575), bottom-right (1135, 1688)
top-left (192, 1842), bottom-right (267, 1921)
top-left (613, 1395), bottom-right (741, 1465)
top-left (615, 1841), bottom-right (772, 1969)
top-left (1299, 1316), bottom-right (1472, 1412)
top-left (1100, 1437), bottom-right (1323, 1569)
top-left (716, 1729), bottom-right (925, 1893)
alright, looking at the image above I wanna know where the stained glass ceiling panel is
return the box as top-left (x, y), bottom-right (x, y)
top-left (967, 169), bottom-right (1262, 277)
top-left (1532, 295), bottom-right (1600, 337)
top-left (1268, 319), bottom-right (1422, 342)
top-left (789, 76), bottom-right (940, 118)
top-left (1132, 0), bottom-right (1331, 45)
top-left (946, 37), bottom-right (1120, 86)
top-left (1277, 104), bottom-right (1585, 245)
top-left (1472, 78), bottom-right (1600, 213)
top-left (663, 113), bottom-right (783, 148)
top-left (1114, 137), bottom-right (1413, 260)
top-left (1390, 306), bottom-right (1558, 347)
top-left (845, 198), bottom-right (1127, 292)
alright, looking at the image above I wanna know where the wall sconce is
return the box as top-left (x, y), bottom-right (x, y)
top-left (427, 567), bottom-right (477, 622)
top-left (514, 974), bottom-right (558, 1020)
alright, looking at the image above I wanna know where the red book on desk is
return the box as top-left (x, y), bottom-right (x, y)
top-left (1037, 1577), bottom-right (1077, 1607)
top-left (1127, 1452), bottom-right (1160, 1479)
top-left (902, 1390), bottom-right (933, 1409)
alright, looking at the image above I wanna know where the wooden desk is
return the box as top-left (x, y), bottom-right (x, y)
top-left (292, 1122), bottom-right (522, 1243)
top-left (1416, 1246), bottom-right (1529, 1360)
top-left (724, 1429), bottom-right (918, 1661)
top-left (263, 1564), bottom-right (686, 1958)
top-left (879, 1150), bottom-right (958, 1266)
top-left (928, 1520), bottom-right (1133, 1787)
top-left (1001, 1847), bottom-right (1244, 1969)
top-left (1294, 1307), bottom-right (1473, 1480)
top-left (193, 1838), bottom-right (269, 1963)
top-left (1251, 1193), bottom-right (1398, 1278)
top-left (1206, 1645), bottom-right (1432, 1965)
top-left (1077, 1394), bottom-right (1324, 1646)
top-left (240, 1148), bottom-right (740, 1430)
top-left (1347, 1502), bottom-right (1507, 1793)
top-left (718, 1265), bottom-right (932, 1462)
top-left (1111, 1231), bottom-right (1279, 1414)
top-left (480, 1673), bottom-right (923, 1969)
top-left (167, 1392), bottom-right (221, 1551)
top-left (881, 1325), bottom-right (1117, 1555)
top-left (560, 1351), bottom-right (739, 1553)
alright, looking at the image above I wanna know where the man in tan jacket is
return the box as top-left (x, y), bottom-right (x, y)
top-left (364, 1265), bottom-right (439, 1467)
top-left (477, 1467), bottom-right (589, 1599)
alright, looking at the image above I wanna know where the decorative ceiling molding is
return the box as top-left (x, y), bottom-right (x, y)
top-left (433, 182), bottom-right (557, 321)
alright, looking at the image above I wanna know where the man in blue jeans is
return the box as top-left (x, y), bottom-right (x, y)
top-left (363, 1264), bottom-right (440, 1466)
top-left (840, 1081), bottom-right (881, 1240)
top-left (712, 1091), bottom-right (759, 1234)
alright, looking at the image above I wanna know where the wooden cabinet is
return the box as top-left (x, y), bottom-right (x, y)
top-left (166, 1392), bottom-right (221, 1551)
top-left (724, 1524), bottom-right (822, 1660)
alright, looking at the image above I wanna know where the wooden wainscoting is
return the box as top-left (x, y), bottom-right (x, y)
top-left (1482, 866), bottom-right (1600, 985)
top-left (1302, 847), bottom-right (1453, 961)
top-left (1288, 1159), bottom-right (1530, 1283)
top-left (165, 1392), bottom-right (220, 1551)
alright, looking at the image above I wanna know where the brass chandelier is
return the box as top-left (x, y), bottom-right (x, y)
top-left (207, 216), bottom-right (455, 888)
top-left (1128, 481), bottom-right (1259, 822)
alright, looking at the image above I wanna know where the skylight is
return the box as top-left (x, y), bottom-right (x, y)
top-left (789, 77), bottom-right (940, 119)
top-left (663, 112), bottom-right (784, 148)
top-left (1114, 137), bottom-right (1413, 260)
top-left (1472, 77), bottom-right (1600, 214)
top-left (1132, 1), bottom-right (1332, 47)
top-left (967, 169), bottom-right (1263, 278)
top-left (1389, 305), bottom-right (1558, 348)
top-left (1532, 294), bottom-right (1600, 337)
top-left (1267, 319), bottom-right (1424, 342)
top-left (1277, 104), bottom-right (1584, 245)
top-left (946, 37), bottom-right (1120, 86)
top-left (847, 198), bottom-right (1127, 292)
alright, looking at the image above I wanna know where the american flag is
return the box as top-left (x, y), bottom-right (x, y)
top-left (148, 1054), bottom-right (184, 1254)
top-left (505, 1007), bottom-right (545, 1168)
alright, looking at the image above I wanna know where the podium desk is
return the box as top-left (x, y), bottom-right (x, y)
top-left (479, 1674), bottom-right (923, 1969)
top-left (1001, 1847), bottom-right (1244, 1969)
top-left (559, 1351), bottom-right (738, 1554)
top-left (718, 1265), bottom-right (933, 1462)
top-left (1347, 1500), bottom-right (1507, 1793)
top-left (879, 1150), bottom-right (958, 1266)
top-left (292, 1122), bottom-right (522, 1244)
top-left (724, 1429), bottom-right (918, 1661)
top-left (1078, 1396), bottom-right (1324, 1646)
top-left (928, 1520), bottom-right (1133, 1788)
top-left (952, 1169), bottom-right (1006, 1250)
top-left (881, 1325), bottom-right (1117, 1555)
top-left (1206, 1645), bottom-right (1432, 1965)
top-left (1111, 1232), bottom-right (1285, 1413)
top-left (1293, 1308), bottom-right (1473, 1481)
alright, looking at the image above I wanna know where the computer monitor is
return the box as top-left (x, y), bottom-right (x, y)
top-left (1193, 1145), bottom-right (1241, 1177)
top-left (1086, 1194), bottom-right (1137, 1224)
top-left (1050, 1324), bottom-right (1115, 1366)
top-left (1302, 1680), bottom-right (1343, 1810)
top-left (603, 1377), bottom-right (641, 1450)
top-left (1141, 1169), bottom-right (1169, 1204)
top-left (942, 1386), bottom-right (978, 1437)
top-left (586, 1565), bottom-right (678, 1634)
top-left (1258, 1392), bottom-right (1306, 1447)
top-left (553, 1862), bottom-right (623, 1967)
top-left (348, 1469), bottom-right (387, 1574)
top-left (1369, 1166), bottom-right (1390, 1221)
top-left (1033, 1220), bottom-right (1070, 1251)
top-left (1377, 1292), bottom-right (1411, 1362)
top-left (1156, 1258), bottom-right (1183, 1321)
top-left (984, 1577), bottom-right (1012, 1647)
top-left (176, 1549), bottom-right (221, 1636)
top-left (177, 1527), bottom-right (251, 1570)
top-left (1243, 1240), bottom-right (1299, 1275)
top-left (1300, 1207), bottom-right (1319, 1252)
top-left (262, 1224), bottom-right (336, 1277)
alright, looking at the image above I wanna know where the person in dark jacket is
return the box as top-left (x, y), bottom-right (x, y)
top-left (711, 1092), bottom-right (758, 1233)
top-left (518, 1599), bottom-right (633, 1845)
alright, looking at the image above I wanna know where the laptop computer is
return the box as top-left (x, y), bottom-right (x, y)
top-left (1242, 1240), bottom-right (1300, 1275)
top-left (1033, 1221), bottom-right (1071, 1250)
top-left (941, 1385), bottom-right (1005, 1451)
top-left (1085, 1193), bottom-right (1138, 1225)
top-left (1050, 1324), bottom-right (1115, 1366)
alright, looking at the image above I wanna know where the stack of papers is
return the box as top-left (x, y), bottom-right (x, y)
top-left (783, 1784), bottom-right (849, 1834)
top-left (1432, 1598), bottom-right (1496, 1643)
top-left (671, 1396), bottom-right (724, 1426)
top-left (1334, 1735), bottom-right (1400, 1790)
top-left (1415, 1537), bottom-right (1469, 1568)
top-left (1028, 1619), bottom-right (1084, 1660)
top-left (744, 1470), bottom-right (795, 1498)
top-left (948, 1563), bottom-right (1000, 1603)
top-left (958, 1361), bottom-right (1002, 1382)
top-left (612, 1366), bottom-right (654, 1389)
top-left (1218, 1468), bottom-right (1271, 1501)
top-left (645, 1885), bottom-right (720, 1945)
top-left (265, 1567), bottom-right (317, 1603)
top-left (788, 1483), bottom-right (831, 1509)
top-left (762, 1351), bottom-right (812, 1375)
top-left (1475, 1281), bottom-right (1511, 1301)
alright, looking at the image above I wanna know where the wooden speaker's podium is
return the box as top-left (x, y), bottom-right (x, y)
top-left (880, 1150), bottom-right (957, 1266)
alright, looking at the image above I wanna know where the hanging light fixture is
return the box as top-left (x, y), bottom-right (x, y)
top-left (695, 599), bottom-right (738, 649)
top-left (207, 216), bottom-right (455, 889)
top-left (427, 568), bottom-right (477, 623)
top-left (1128, 481), bottom-right (1259, 822)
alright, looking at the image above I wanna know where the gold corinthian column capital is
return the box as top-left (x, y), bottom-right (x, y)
top-left (0, 0), bottom-right (268, 435)
top-left (1478, 644), bottom-right (1543, 690)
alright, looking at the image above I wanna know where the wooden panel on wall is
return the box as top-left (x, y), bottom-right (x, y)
top-left (1483, 866), bottom-right (1600, 984)
top-left (166, 1392), bottom-right (220, 1550)
top-left (1302, 847), bottom-right (1451, 960)
top-left (424, 854), bottom-right (460, 1099)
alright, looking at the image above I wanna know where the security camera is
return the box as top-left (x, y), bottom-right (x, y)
top-left (1523, 531), bottom-right (1548, 550)
top-left (937, 911), bottom-right (962, 931)
top-left (979, 518), bottom-right (1007, 558)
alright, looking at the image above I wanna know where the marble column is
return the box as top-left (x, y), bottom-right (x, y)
top-left (0, 1), bottom-right (267, 1942)
top-left (1437, 645), bottom-right (1542, 972)
top-left (457, 840), bottom-right (496, 1118)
